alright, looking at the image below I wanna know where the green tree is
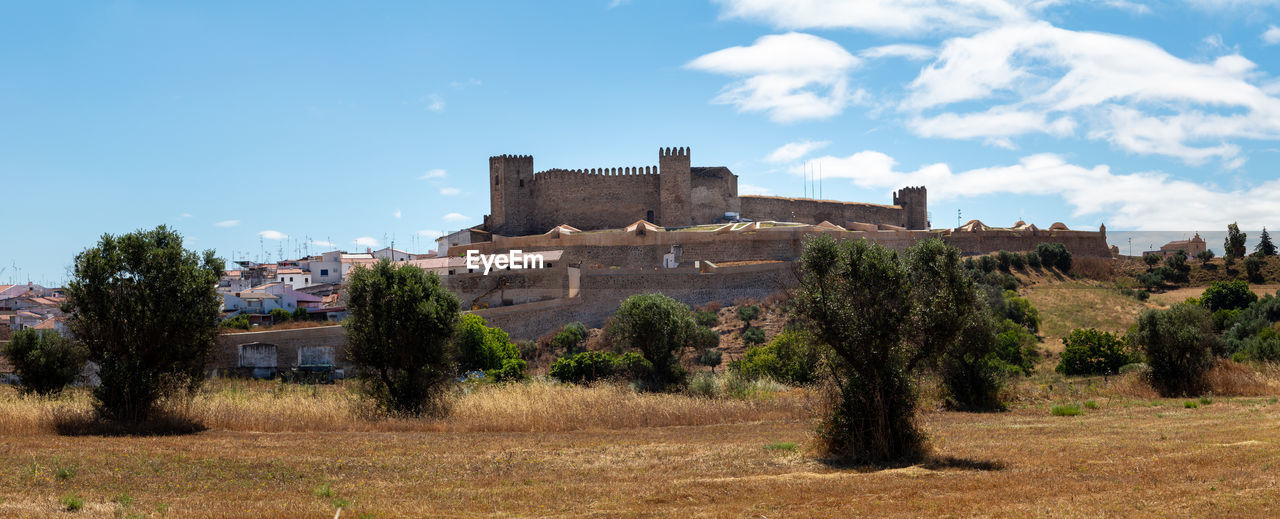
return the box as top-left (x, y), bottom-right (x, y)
top-left (1256, 227), bottom-right (1277, 257)
top-left (455, 314), bottom-right (519, 373)
top-left (1142, 254), bottom-right (1161, 267)
top-left (611, 293), bottom-right (697, 391)
top-left (1036, 242), bottom-right (1073, 272)
top-left (1244, 255), bottom-right (1265, 284)
top-left (551, 322), bottom-right (588, 354)
top-left (938, 311), bottom-right (1004, 411)
top-left (292, 306), bottom-right (310, 321)
top-left (1201, 280), bottom-right (1257, 312)
top-left (697, 348), bottom-right (723, 373)
top-left (730, 329), bottom-right (822, 385)
top-left (735, 305), bottom-right (761, 328)
top-left (344, 260), bottom-right (460, 416)
top-left (742, 327), bottom-right (766, 345)
top-left (1196, 249), bottom-right (1215, 265)
top-left (2, 330), bottom-right (88, 396)
top-left (796, 235), bottom-right (925, 463)
top-left (1056, 328), bottom-right (1134, 376)
top-left (1225, 222), bottom-right (1247, 263)
top-left (1131, 304), bottom-right (1220, 397)
top-left (64, 225), bottom-right (224, 422)
top-left (269, 308), bottom-right (293, 323)
top-left (1163, 251), bottom-right (1190, 284)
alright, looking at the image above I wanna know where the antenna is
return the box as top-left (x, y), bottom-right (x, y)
top-left (957, 209), bottom-right (962, 228)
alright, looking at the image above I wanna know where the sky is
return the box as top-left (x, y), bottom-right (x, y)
top-left (4, 0), bottom-right (1280, 285)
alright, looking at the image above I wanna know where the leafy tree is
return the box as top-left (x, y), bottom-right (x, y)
top-left (292, 306), bottom-right (310, 321)
top-left (1000, 290), bottom-right (1041, 333)
top-left (1163, 251), bottom-right (1190, 284)
top-left (269, 308), bottom-right (293, 323)
top-left (1131, 304), bottom-right (1220, 397)
top-left (486, 358), bottom-right (527, 382)
top-left (220, 315), bottom-right (250, 330)
top-left (690, 325), bottom-right (720, 352)
top-left (996, 250), bottom-right (1014, 272)
top-left (1201, 280), bottom-right (1258, 312)
top-left (1036, 242), bottom-right (1073, 272)
top-left (455, 314), bottom-right (519, 373)
top-left (1196, 249), bottom-right (1215, 265)
top-left (611, 293), bottom-right (697, 391)
top-left (939, 311), bottom-right (1004, 411)
top-left (64, 226), bottom-right (224, 422)
top-left (697, 348), bottom-right (723, 373)
top-left (1225, 222), bottom-right (1247, 263)
top-left (2, 330), bottom-right (88, 396)
top-left (1245, 255), bottom-right (1265, 284)
top-left (730, 329), bottom-right (821, 385)
top-left (1142, 254), bottom-right (1161, 267)
top-left (1256, 227), bottom-right (1277, 257)
top-left (978, 254), bottom-right (997, 273)
top-left (796, 235), bottom-right (925, 463)
top-left (1025, 251), bottom-right (1042, 268)
top-left (742, 327), bottom-right (766, 345)
top-left (345, 260), bottom-right (460, 416)
top-left (991, 319), bottom-right (1038, 375)
top-left (1056, 328), bottom-right (1134, 376)
top-left (551, 322), bottom-right (588, 354)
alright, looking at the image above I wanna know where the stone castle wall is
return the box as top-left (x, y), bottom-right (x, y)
top-left (528, 168), bottom-right (661, 234)
top-left (739, 196), bottom-right (909, 229)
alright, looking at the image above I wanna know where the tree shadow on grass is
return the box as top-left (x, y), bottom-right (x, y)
top-left (53, 410), bottom-right (206, 437)
top-left (819, 455), bottom-right (1005, 473)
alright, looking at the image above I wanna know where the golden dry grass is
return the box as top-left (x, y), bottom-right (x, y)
top-left (1024, 280), bottom-right (1151, 354)
top-left (1148, 284), bottom-right (1280, 307)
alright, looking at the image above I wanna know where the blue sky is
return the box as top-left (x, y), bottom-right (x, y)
top-left (4, 0), bottom-right (1280, 284)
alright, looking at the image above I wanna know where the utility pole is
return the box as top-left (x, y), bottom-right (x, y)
top-left (957, 209), bottom-right (962, 228)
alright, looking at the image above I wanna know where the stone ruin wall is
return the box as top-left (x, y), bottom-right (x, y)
top-left (528, 167), bottom-right (662, 233)
top-left (739, 196), bottom-right (909, 229)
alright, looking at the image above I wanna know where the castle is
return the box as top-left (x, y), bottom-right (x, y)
top-left (484, 147), bottom-right (928, 236)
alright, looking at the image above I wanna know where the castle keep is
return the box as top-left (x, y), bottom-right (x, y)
top-left (484, 147), bottom-right (928, 236)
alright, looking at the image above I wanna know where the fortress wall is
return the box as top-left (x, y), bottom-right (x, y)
top-left (942, 230), bottom-right (1112, 258)
top-left (739, 196), bottom-right (907, 228)
top-left (213, 325), bottom-right (350, 371)
top-left (443, 265), bottom-right (568, 308)
top-left (530, 169), bottom-right (660, 233)
top-left (689, 170), bottom-right (739, 225)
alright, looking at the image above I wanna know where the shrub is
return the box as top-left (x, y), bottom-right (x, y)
top-left (1183, 400), bottom-right (1198, 409)
top-left (1001, 290), bottom-right (1041, 333)
top-left (1057, 328), bottom-right (1135, 376)
top-left (978, 255), bottom-right (997, 273)
top-left (1197, 249), bottom-right (1215, 264)
top-left (730, 329), bottom-right (822, 385)
top-left (1051, 404), bottom-right (1082, 416)
top-left (693, 310), bottom-right (719, 327)
top-left (551, 322), bottom-right (589, 354)
top-left (742, 326), bottom-right (766, 345)
top-left (485, 358), bottom-right (527, 382)
top-left (1010, 252), bottom-right (1027, 270)
top-left (1036, 242), bottom-right (1073, 272)
top-left (2, 329), bottom-right (88, 396)
top-left (1132, 304), bottom-right (1220, 397)
top-left (996, 250), bottom-right (1014, 272)
top-left (1164, 251), bottom-right (1191, 283)
top-left (991, 319), bottom-right (1037, 375)
top-left (345, 260), bottom-right (460, 417)
top-left (1202, 280), bottom-right (1257, 312)
top-left (1244, 255), bottom-right (1264, 284)
top-left (610, 293), bottom-right (697, 391)
top-left (1025, 251), bottom-right (1042, 268)
top-left (1137, 270), bottom-right (1165, 290)
top-left (456, 314), bottom-right (520, 373)
top-left (690, 325), bottom-right (720, 352)
top-left (550, 351), bottom-right (620, 384)
top-left (292, 306), bottom-right (310, 321)
top-left (60, 494), bottom-right (84, 512)
top-left (697, 348), bottom-right (723, 372)
top-left (64, 225), bottom-right (224, 423)
top-left (221, 315), bottom-right (250, 330)
top-left (735, 304), bottom-right (761, 326)
top-left (940, 312), bottom-right (1005, 411)
top-left (1143, 254), bottom-right (1161, 267)
top-left (269, 307), bottom-right (293, 324)
top-left (1212, 308), bottom-right (1243, 332)
top-left (1083, 400), bottom-right (1099, 410)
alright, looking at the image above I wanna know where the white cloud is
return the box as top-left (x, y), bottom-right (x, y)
top-left (353, 237), bottom-right (380, 248)
top-left (416, 230), bottom-right (444, 239)
top-left (1264, 25), bottom-right (1280, 45)
top-left (394, 209), bottom-right (402, 219)
top-left (180, 213), bottom-right (193, 219)
top-left (440, 187), bottom-right (461, 196)
top-left (443, 212), bottom-right (469, 222)
top-left (686, 32), bottom-right (865, 122)
top-left (710, 0), bottom-right (1030, 35)
top-left (859, 44), bottom-right (936, 61)
top-left (765, 140), bottom-right (831, 163)
top-left (424, 94), bottom-right (445, 112)
top-left (214, 219), bottom-right (240, 228)
top-left (1100, 0), bottom-right (1152, 15)
top-left (449, 78), bottom-right (483, 89)
top-left (903, 21), bottom-right (1280, 164)
top-left (798, 150), bottom-right (1280, 229)
top-left (258, 230), bottom-right (288, 240)
top-left (311, 240), bottom-right (336, 248)
top-left (420, 169), bottom-right (446, 179)
top-left (739, 183), bottom-right (773, 195)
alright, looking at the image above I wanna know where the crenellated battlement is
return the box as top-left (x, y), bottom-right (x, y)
top-left (659, 147), bottom-right (689, 158)
top-left (490, 154), bottom-right (533, 162)
top-left (533, 166), bottom-right (659, 181)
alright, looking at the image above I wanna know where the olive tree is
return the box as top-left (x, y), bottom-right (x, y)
top-left (2, 329), bottom-right (88, 396)
top-left (64, 225), bottom-right (223, 422)
top-left (610, 293), bottom-right (697, 391)
top-left (345, 260), bottom-right (460, 416)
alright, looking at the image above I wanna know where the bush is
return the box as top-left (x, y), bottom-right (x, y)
top-left (742, 327), bottom-right (766, 345)
top-left (1036, 242), bottom-right (1073, 272)
top-left (1131, 304), bottom-right (1219, 397)
top-left (269, 308), bottom-right (293, 324)
top-left (221, 315), bottom-right (250, 330)
top-left (1000, 290), bottom-right (1041, 333)
top-left (1010, 252), bottom-right (1027, 270)
top-left (1197, 249), bottom-right (1215, 264)
top-left (735, 305), bottom-right (761, 326)
top-left (697, 348), bottom-right (723, 371)
top-left (996, 250), bottom-right (1014, 272)
top-left (2, 330), bottom-right (89, 396)
top-left (1163, 251), bottom-right (1190, 283)
top-left (1056, 328), bottom-right (1135, 376)
top-left (455, 314), bottom-right (520, 373)
top-left (978, 255), bottom-right (997, 273)
top-left (550, 351), bottom-right (619, 384)
top-left (693, 310), bottom-right (719, 327)
top-left (1025, 251), bottom-right (1042, 268)
top-left (64, 225), bottom-right (224, 423)
top-left (1202, 280), bottom-right (1257, 312)
top-left (690, 325), bottom-right (720, 352)
top-left (1137, 270), bottom-right (1165, 290)
top-left (610, 293), bottom-right (696, 391)
top-left (940, 312), bottom-right (1005, 411)
top-left (551, 322), bottom-right (589, 354)
top-left (991, 319), bottom-right (1037, 375)
top-left (1244, 255), bottom-right (1264, 283)
top-left (730, 329), bottom-right (822, 385)
top-left (1051, 404), bottom-right (1082, 416)
top-left (292, 306), bottom-right (309, 321)
top-left (344, 260), bottom-right (460, 417)
top-left (1212, 308), bottom-right (1243, 332)
top-left (485, 358), bottom-right (527, 382)
top-left (1143, 254), bottom-right (1161, 267)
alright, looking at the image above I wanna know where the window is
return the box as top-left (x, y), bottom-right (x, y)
top-left (646, 210), bottom-right (655, 223)
top-left (519, 179), bottom-right (524, 187)
top-left (320, 269), bottom-right (328, 276)
top-left (495, 176), bottom-right (500, 186)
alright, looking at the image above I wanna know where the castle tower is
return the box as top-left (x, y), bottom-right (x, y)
top-left (488, 154), bottom-right (534, 236)
top-left (659, 147), bottom-right (692, 227)
top-left (893, 186), bottom-right (928, 230)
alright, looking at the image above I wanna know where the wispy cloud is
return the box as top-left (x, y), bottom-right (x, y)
top-left (710, 0), bottom-right (1028, 35)
top-left (311, 240), bottom-right (336, 248)
top-left (416, 230), bottom-right (444, 239)
top-left (214, 219), bottom-right (240, 228)
top-left (424, 94), bottom-right (445, 112)
top-left (180, 213), bottom-right (193, 219)
top-left (859, 44), bottom-right (935, 61)
top-left (443, 212), bottom-right (469, 222)
top-left (1264, 25), bottom-right (1280, 45)
top-left (440, 187), bottom-right (461, 196)
top-left (353, 236), bottom-right (380, 248)
top-left (258, 230), bottom-right (288, 240)
top-left (394, 209), bottom-right (403, 219)
top-left (420, 169), bottom-right (446, 179)
top-left (449, 78), bottom-right (483, 89)
top-left (686, 32), bottom-right (865, 122)
top-left (766, 140), bottom-right (831, 163)
top-left (739, 183), bottom-right (773, 195)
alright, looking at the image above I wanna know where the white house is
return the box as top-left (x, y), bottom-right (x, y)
top-left (371, 247), bottom-right (413, 262)
top-left (275, 268), bottom-right (312, 289)
top-left (222, 282), bottom-right (323, 315)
